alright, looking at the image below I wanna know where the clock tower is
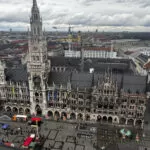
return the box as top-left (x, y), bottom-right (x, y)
top-left (27, 0), bottom-right (50, 116)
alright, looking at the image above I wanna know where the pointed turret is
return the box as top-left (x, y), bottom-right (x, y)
top-left (68, 25), bottom-right (72, 51)
top-left (33, 0), bottom-right (37, 6)
top-left (32, 0), bottom-right (39, 12)
top-left (32, 0), bottom-right (39, 15)
top-left (68, 25), bottom-right (72, 35)
top-left (30, 0), bottom-right (43, 38)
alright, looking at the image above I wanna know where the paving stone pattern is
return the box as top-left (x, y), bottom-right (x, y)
top-left (41, 121), bottom-right (96, 150)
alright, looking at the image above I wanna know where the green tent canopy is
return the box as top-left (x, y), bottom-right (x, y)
top-left (120, 128), bottom-right (131, 136)
top-left (29, 142), bottom-right (36, 148)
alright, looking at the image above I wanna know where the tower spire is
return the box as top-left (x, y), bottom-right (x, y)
top-left (30, 0), bottom-right (43, 38)
top-left (32, 0), bottom-right (39, 12)
top-left (33, 0), bottom-right (37, 7)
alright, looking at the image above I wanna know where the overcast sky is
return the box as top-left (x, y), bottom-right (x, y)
top-left (0, 0), bottom-right (150, 32)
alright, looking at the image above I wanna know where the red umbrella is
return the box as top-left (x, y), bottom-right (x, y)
top-left (31, 117), bottom-right (41, 122)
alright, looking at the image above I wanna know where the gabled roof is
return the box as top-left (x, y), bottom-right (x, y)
top-left (123, 75), bottom-right (146, 93)
top-left (48, 71), bottom-right (71, 86)
top-left (50, 56), bottom-right (133, 73)
top-left (71, 72), bottom-right (93, 89)
top-left (138, 54), bottom-right (149, 63)
top-left (47, 70), bottom-right (146, 93)
top-left (5, 65), bottom-right (28, 82)
top-left (84, 47), bottom-right (113, 51)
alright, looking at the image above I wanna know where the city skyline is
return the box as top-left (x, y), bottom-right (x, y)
top-left (0, 0), bottom-right (150, 32)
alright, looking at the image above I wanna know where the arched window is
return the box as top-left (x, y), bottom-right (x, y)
top-left (35, 92), bottom-right (39, 97)
top-left (99, 97), bottom-right (102, 101)
top-left (122, 99), bottom-right (127, 103)
top-left (34, 14), bottom-right (38, 20)
top-left (36, 99), bottom-right (39, 103)
top-left (34, 27), bottom-right (36, 35)
top-left (98, 103), bottom-right (102, 108)
top-left (110, 98), bottom-right (114, 103)
top-left (131, 99), bottom-right (135, 104)
top-left (104, 97), bottom-right (108, 102)
top-left (38, 27), bottom-right (40, 35)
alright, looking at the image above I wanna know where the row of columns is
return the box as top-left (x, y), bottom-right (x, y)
top-left (5, 106), bottom-right (30, 114)
top-left (46, 111), bottom-right (143, 128)
top-left (120, 118), bottom-right (143, 128)
top-left (46, 111), bottom-right (118, 123)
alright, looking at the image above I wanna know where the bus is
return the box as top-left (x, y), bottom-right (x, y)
top-left (12, 115), bottom-right (27, 122)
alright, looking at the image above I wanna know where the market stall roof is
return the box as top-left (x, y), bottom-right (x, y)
top-left (29, 142), bottom-right (36, 148)
top-left (16, 115), bottom-right (27, 118)
top-left (2, 124), bottom-right (9, 129)
top-left (31, 117), bottom-right (42, 122)
top-left (23, 137), bottom-right (33, 147)
top-left (120, 128), bottom-right (131, 136)
top-left (4, 142), bottom-right (14, 147)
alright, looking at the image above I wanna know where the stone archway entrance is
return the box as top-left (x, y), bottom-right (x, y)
top-left (102, 116), bottom-right (107, 123)
top-left (54, 111), bottom-right (60, 120)
top-left (47, 111), bottom-right (53, 119)
top-left (127, 119), bottom-right (134, 125)
top-left (12, 107), bottom-right (18, 114)
top-left (61, 112), bottom-right (67, 120)
top-left (103, 105), bottom-right (108, 109)
top-left (6, 106), bottom-right (11, 112)
top-left (25, 108), bottom-right (30, 115)
top-left (97, 115), bottom-right (101, 122)
top-left (113, 117), bottom-right (118, 123)
top-left (136, 120), bottom-right (142, 127)
top-left (77, 113), bottom-right (83, 120)
top-left (85, 114), bottom-right (90, 121)
top-left (19, 108), bottom-right (24, 114)
top-left (108, 117), bottom-right (113, 123)
top-left (35, 105), bottom-right (42, 116)
top-left (120, 118), bottom-right (126, 124)
top-left (70, 113), bottom-right (76, 120)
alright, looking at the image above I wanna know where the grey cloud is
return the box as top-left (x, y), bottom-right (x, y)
top-left (2, 11), bottom-right (150, 28)
top-left (51, 12), bottom-right (150, 27)
top-left (77, 0), bottom-right (101, 6)
top-left (0, 0), bottom-right (150, 31)
top-left (116, 0), bottom-right (150, 8)
top-left (0, 12), bottom-right (29, 23)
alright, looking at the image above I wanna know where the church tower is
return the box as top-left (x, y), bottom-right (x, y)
top-left (27, 0), bottom-right (50, 116)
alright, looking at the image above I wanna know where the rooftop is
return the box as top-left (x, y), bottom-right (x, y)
top-left (84, 47), bottom-right (113, 51)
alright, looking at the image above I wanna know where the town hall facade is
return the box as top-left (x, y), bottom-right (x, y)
top-left (0, 0), bottom-right (148, 128)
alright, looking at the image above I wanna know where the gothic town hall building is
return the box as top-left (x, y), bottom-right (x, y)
top-left (0, 0), bottom-right (148, 128)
